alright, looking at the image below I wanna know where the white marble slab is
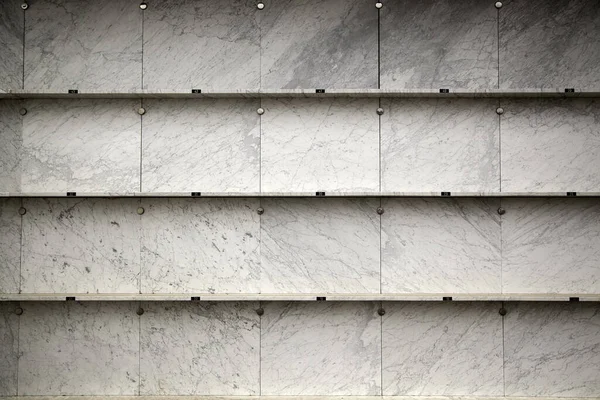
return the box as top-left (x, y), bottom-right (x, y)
top-left (140, 301), bottom-right (259, 395)
top-left (0, 100), bottom-right (21, 192)
top-left (501, 98), bottom-right (600, 193)
top-left (0, 302), bottom-right (18, 396)
top-left (261, 98), bottom-right (379, 192)
top-left (502, 198), bottom-right (600, 294)
top-left (504, 302), bottom-right (600, 396)
top-left (18, 301), bottom-right (139, 395)
top-left (141, 99), bottom-right (260, 192)
top-left (381, 98), bottom-right (500, 192)
top-left (382, 302), bottom-right (503, 395)
top-left (380, 0), bottom-right (497, 89)
top-left (499, 0), bottom-right (600, 89)
top-left (261, 198), bottom-right (380, 294)
top-left (381, 198), bottom-right (501, 294)
top-left (21, 99), bottom-right (141, 192)
top-left (0, 1), bottom-right (22, 90)
top-left (260, 0), bottom-right (377, 89)
top-left (141, 198), bottom-right (260, 294)
top-left (21, 198), bottom-right (140, 293)
top-left (143, 0), bottom-right (259, 91)
top-left (261, 302), bottom-right (381, 395)
top-left (0, 199), bottom-right (21, 294)
top-left (24, 0), bottom-right (141, 91)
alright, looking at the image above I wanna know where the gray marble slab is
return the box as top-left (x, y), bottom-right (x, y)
top-left (0, 199), bottom-right (21, 294)
top-left (381, 198), bottom-right (501, 294)
top-left (0, 100), bottom-right (21, 193)
top-left (261, 301), bottom-right (381, 395)
top-left (141, 99), bottom-right (260, 192)
top-left (21, 99), bottom-right (141, 193)
top-left (143, 0), bottom-right (259, 91)
top-left (261, 198), bottom-right (380, 294)
top-left (0, 1), bottom-right (23, 90)
top-left (382, 302), bottom-right (503, 395)
top-left (140, 198), bottom-right (260, 294)
top-left (501, 98), bottom-right (600, 192)
top-left (0, 302), bottom-right (18, 396)
top-left (261, 98), bottom-right (379, 192)
top-left (260, 0), bottom-right (377, 89)
top-left (140, 301), bottom-right (259, 395)
top-left (381, 98), bottom-right (500, 192)
top-left (504, 302), bottom-right (600, 396)
top-left (18, 301), bottom-right (139, 395)
top-left (24, 0), bottom-right (141, 91)
top-left (21, 198), bottom-right (140, 294)
top-left (502, 198), bottom-right (600, 294)
top-left (380, 0), bottom-right (498, 89)
top-left (499, 0), bottom-right (600, 89)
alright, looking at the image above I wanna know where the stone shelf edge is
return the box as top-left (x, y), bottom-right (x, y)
top-left (1, 293), bottom-right (598, 302)
top-left (1, 89), bottom-right (599, 99)
top-left (1, 397), bottom-right (599, 400)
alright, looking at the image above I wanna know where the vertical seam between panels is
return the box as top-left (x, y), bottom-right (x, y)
top-left (377, 6), bottom-right (381, 89)
top-left (138, 301), bottom-right (142, 396)
top-left (497, 7), bottom-right (500, 89)
top-left (16, 302), bottom-right (21, 396)
top-left (259, 300), bottom-right (262, 395)
top-left (502, 300), bottom-right (506, 396)
top-left (22, 8), bottom-right (25, 89)
top-left (19, 198), bottom-right (23, 294)
top-left (380, 300), bottom-right (384, 395)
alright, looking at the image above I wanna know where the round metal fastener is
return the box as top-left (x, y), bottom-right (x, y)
top-left (495, 1), bottom-right (502, 8)
top-left (378, 308), bottom-right (385, 316)
top-left (496, 107), bottom-right (504, 115)
top-left (137, 307), bottom-right (144, 316)
top-left (257, 2), bottom-right (265, 9)
top-left (376, 107), bottom-right (384, 115)
top-left (376, 2), bottom-right (383, 9)
top-left (15, 307), bottom-right (23, 316)
top-left (257, 207), bottom-right (264, 215)
top-left (18, 207), bottom-right (26, 216)
top-left (257, 107), bottom-right (265, 115)
top-left (139, 2), bottom-right (148, 10)
top-left (499, 307), bottom-right (507, 316)
top-left (137, 107), bottom-right (146, 115)
top-left (497, 207), bottom-right (506, 215)
top-left (21, 3), bottom-right (28, 10)
top-left (137, 207), bottom-right (145, 215)
top-left (19, 108), bottom-right (27, 116)
top-left (377, 207), bottom-right (384, 215)
top-left (256, 307), bottom-right (264, 316)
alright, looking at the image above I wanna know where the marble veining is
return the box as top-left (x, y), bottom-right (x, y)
top-left (261, 198), bottom-right (380, 294)
top-left (140, 301), bottom-right (259, 395)
top-left (260, 0), bottom-right (378, 89)
top-left (381, 98), bottom-right (500, 192)
top-left (0, 100), bottom-right (22, 193)
top-left (0, 199), bottom-right (21, 294)
top-left (21, 99), bottom-right (141, 192)
top-left (380, 0), bottom-right (498, 89)
top-left (499, 0), bottom-right (600, 89)
top-left (0, 1), bottom-right (23, 90)
top-left (502, 198), bottom-right (600, 294)
top-left (261, 301), bottom-right (381, 395)
top-left (21, 198), bottom-right (140, 293)
top-left (141, 198), bottom-right (260, 294)
top-left (24, 0), bottom-right (141, 91)
top-left (143, 0), bottom-right (259, 91)
top-left (0, 302), bottom-right (18, 396)
top-left (501, 99), bottom-right (600, 192)
top-left (261, 98), bottom-right (379, 192)
top-left (18, 301), bottom-right (139, 395)
top-left (504, 302), bottom-right (600, 396)
top-left (382, 302), bottom-right (503, 395)
top-left (142, 99), bottom-right (260, 192)
top-left (381, 198), bottom-right (501, 294)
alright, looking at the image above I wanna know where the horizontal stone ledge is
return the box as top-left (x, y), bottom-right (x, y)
top-left (1, 397), bottom-right (599, 400)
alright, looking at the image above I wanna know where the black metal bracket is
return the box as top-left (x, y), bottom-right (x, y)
top-left (442, 296), bottom-right (453, 301)
top-left (67, 192), bottom-right (76, 197)
top-left (316, 296), bottom-right (326, 301)
top-left (191, 89), bottom-right (201, 94)
top-left (441, 192), bottom-right (451, 197)
top-left (565, 88), bottom-right (575, 93)
top-left (567, 192), bottom-right (577, 197)
top-left (316, 89), bottom-right (325, 93)
top-left (68, 89), bottom-right (78, 94)
top-left (191, 192), bottom-right (202, 197)
top-left (439, 88), bottom-right (450, 93)
top-left (569, 297), bottom-right (580, 302)
top-left (66, 296), bottom-right (76, 301)
top-left (316, 192), bottom-right (326, 196)
top-left (191, 296), bottom-right (200, 301)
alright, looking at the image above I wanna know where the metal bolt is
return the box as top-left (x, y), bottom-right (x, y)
top-left (257, 207), bottom-right (264, 215)
top-left (139, 2), bottom-right (148, 10)
top-left (257, 107), bottom-right (265, 115)
top-left (497, 207), bottom-right (505, 215)
top-left (19, 108), bottom-right (27, 116)
top-left (377, 207), bottom-right (384, 215)
top-left (256, 307), bottom-right (264, 316)
top-left (18, 207), bottom-right (26, 216)
top-left (376, 2), bottom-right (383, 9)
top-left (378, 308), bottom-right (385, 316)
top-left (376, 107), bottom-right (384, 115)
top-left (137, 107), bottom-right (146, 115)
top-left (499, 307), bottom-right (507, 316)
top-left (496, 107), bottom-right (504, 115)
top-left (257, 2), bottom-right (264, 9)
top-left (21, 3), bottom-right (28, 10)
top-left (137, 307), bottom-right (144, 316)
top-left (137, 207), bottom-right (145, 215)
top-left (15, 307), bottom-right (23, 316)
top-left (495, 1), bottom-right (502, 8)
